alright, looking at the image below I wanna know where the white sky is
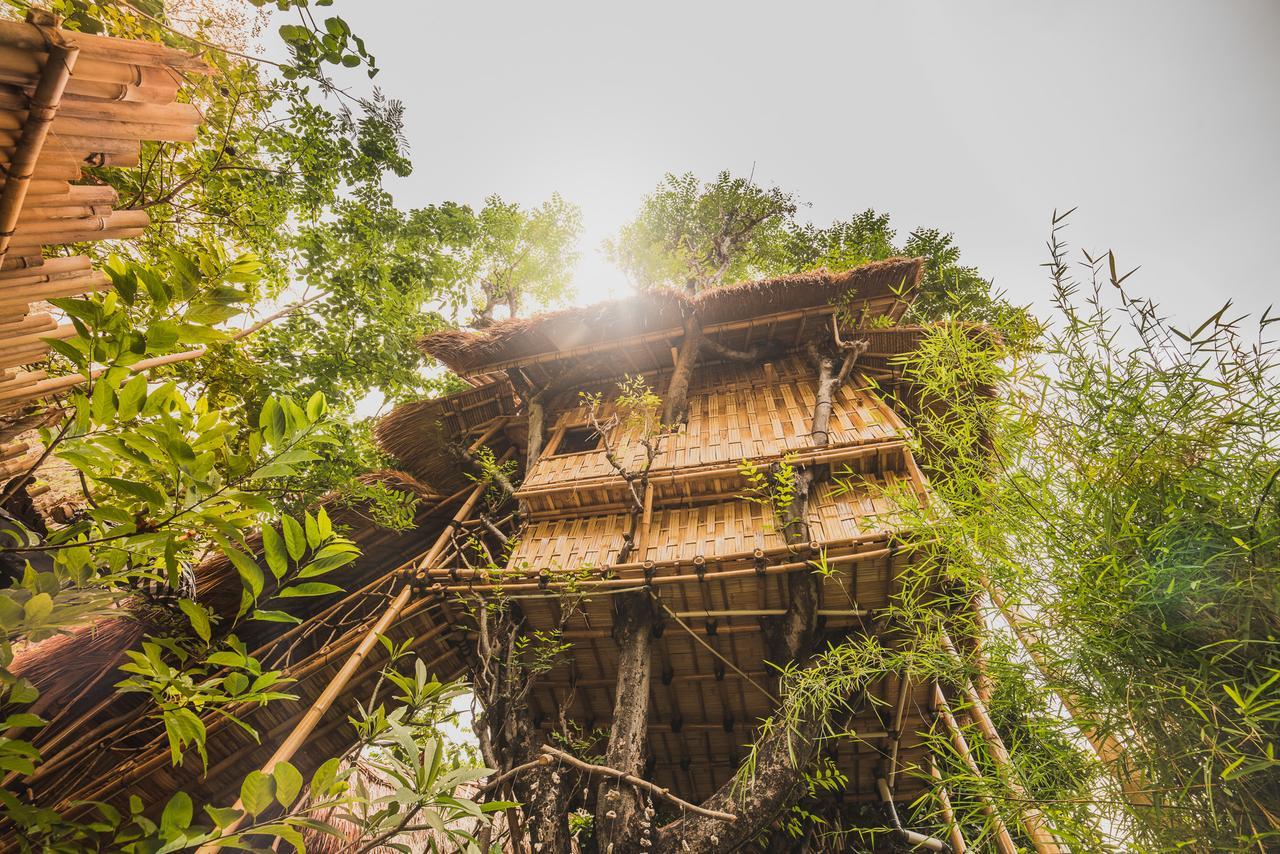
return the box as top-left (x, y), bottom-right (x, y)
top-left (297, 1), bottom-right (1279, 324)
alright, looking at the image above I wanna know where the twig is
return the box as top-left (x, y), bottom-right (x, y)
top-left (538, 745), bottom-right (737, 823)
top-left (478, 754), bottom-right (553, 794)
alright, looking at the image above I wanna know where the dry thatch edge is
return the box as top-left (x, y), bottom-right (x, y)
top-left (418, 258), bottom-right (924, 372)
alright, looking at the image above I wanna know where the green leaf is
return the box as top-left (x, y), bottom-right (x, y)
top-left (214, 536), bottom-right (264, 601)
top-left (282, 515), bottom-right (306, 561)
top-left (316, 507), bottom-right (333, 539)
top-left (261, 525), bottom-right (288, 580)
top-left (0, 713), bottom-right (46, 729)
top-left (160, 791), bottom-right (193, 835)
top-left (240, 770), bottom-right (275, 818)
top-left (251, 609), bottom-right (303, 624)
top-left (46, 337), bottom-right (88, 369)
top-left (116, 373), bottom-right (149, 420)
top-left (179, 599), bottom-right (212, 643)
top-left (23, 592), bottom-right (53, 624)
top-left (273, 761), bottom-right (303, 808)
top-left (99, 477), bottom-right (166, 508)
top-left (310, 757), bottom-right (342, 797)
top-left (277, 582), bottom-right (343, 598)
top-left (90, 378), bottom-right (117, 423)
top-left (204, 804), bottom-right (241, 829)
top-left (304, 512), bottom-right (321, 549)
top-left (296, 551), bottom-right (357, 578)
top-left (306, 390), bottom-right (327, 420)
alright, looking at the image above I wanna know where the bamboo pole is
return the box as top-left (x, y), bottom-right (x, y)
top-left (933, 684), bottom-right (1018, 854)
top-left (930, 757), bottom-right (968, 853)
top-left (194, 476), bottom-right (493, 851)
top-left (0, 26), bottom-right (78, 268)
top-left (941, 633), bottom-right (1064, 853)
top-left (887, 673), bottom-right (911, 789)
top-left (0, 253), bottom-right (90, 281)
top-left (982, 580), bottom-right (1153, 809)
top-left (877, 778), bottom-right (948, 852)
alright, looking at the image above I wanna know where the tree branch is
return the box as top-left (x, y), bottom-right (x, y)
top-left (543, 745), bottom-right (736, 823)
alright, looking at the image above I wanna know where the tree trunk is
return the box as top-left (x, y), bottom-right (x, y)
top-left (526, 395), bottom-right (546, 470)
top-left (594, 591), bottom-right (655, 852)
top-left (653, 593), bottom-right (826, 853)
top-left (810, 352), bottom-right (837, 447)
top-left (662, 312), bottom-right (703, 426)
top-left (508, 720), bottom-right (571, 852)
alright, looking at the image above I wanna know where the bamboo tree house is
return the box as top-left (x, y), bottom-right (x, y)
top-left (378, 259), bottom-right (946, 806)
top-left (9, 259), bottom-right (1040, 851)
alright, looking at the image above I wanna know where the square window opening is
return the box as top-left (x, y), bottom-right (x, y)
top-left (552, 425), bottom-right (602, 456)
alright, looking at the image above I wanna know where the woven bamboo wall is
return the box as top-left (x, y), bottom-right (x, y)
top-left (518, 357), bottom-right (912, 514)
top-left (483, 348), bottom-right (941, 803)
top-left (510, 476), bottom-right (913, 571)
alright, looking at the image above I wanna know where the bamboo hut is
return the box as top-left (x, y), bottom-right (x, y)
top-left (8, 251), bottom-right (1041, 850)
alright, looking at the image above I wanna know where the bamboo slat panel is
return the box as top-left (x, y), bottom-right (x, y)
top-left (509, 476), bottom-right (914, 573)
top-left (520, 356), bottom-right (903, 506)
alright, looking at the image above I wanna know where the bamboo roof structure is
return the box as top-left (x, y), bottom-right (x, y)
top-left (0, 11), bottom-right (207, 481)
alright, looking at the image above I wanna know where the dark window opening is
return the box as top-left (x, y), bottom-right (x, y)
top-left (551, 425), bottom-right (602, 456)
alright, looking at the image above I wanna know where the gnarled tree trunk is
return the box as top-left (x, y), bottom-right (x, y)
top-left (594, 591), bottom-right (655, 852)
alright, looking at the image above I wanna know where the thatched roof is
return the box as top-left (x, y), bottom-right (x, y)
top-left (10, 471), bottom-right (467, 814)
top-left (373, 376), bottom-right (517, 492)
top-left (421, 258), bottom-right (923, 376)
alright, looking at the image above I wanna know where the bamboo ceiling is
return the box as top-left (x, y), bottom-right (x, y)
top-left (0, 11), bottom-right (207, 479)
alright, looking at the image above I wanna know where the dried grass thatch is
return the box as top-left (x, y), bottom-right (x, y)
top-left (8, 470), bottom-right (463, 813)
top-left (374, 375), bottom-right (516, 493)
top-left (420, 258), bottom-right (923, 375)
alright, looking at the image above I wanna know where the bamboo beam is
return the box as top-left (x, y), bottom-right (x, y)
top-left (193, 476), bottom-right (494, 850)
top-left (0, 25), bottom-right (78, 268)
top-left (933, 684), bottom-right (1018, 854)
top-left (941, 633), bottom-right (1064, 853)
top-left (436, 546), bottom-right (892, 594)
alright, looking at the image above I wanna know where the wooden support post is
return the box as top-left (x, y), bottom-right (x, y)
top-left (933, 684), bottom-right (1018, 854)
top-left (941, 633), bottom-right (1064, 853)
